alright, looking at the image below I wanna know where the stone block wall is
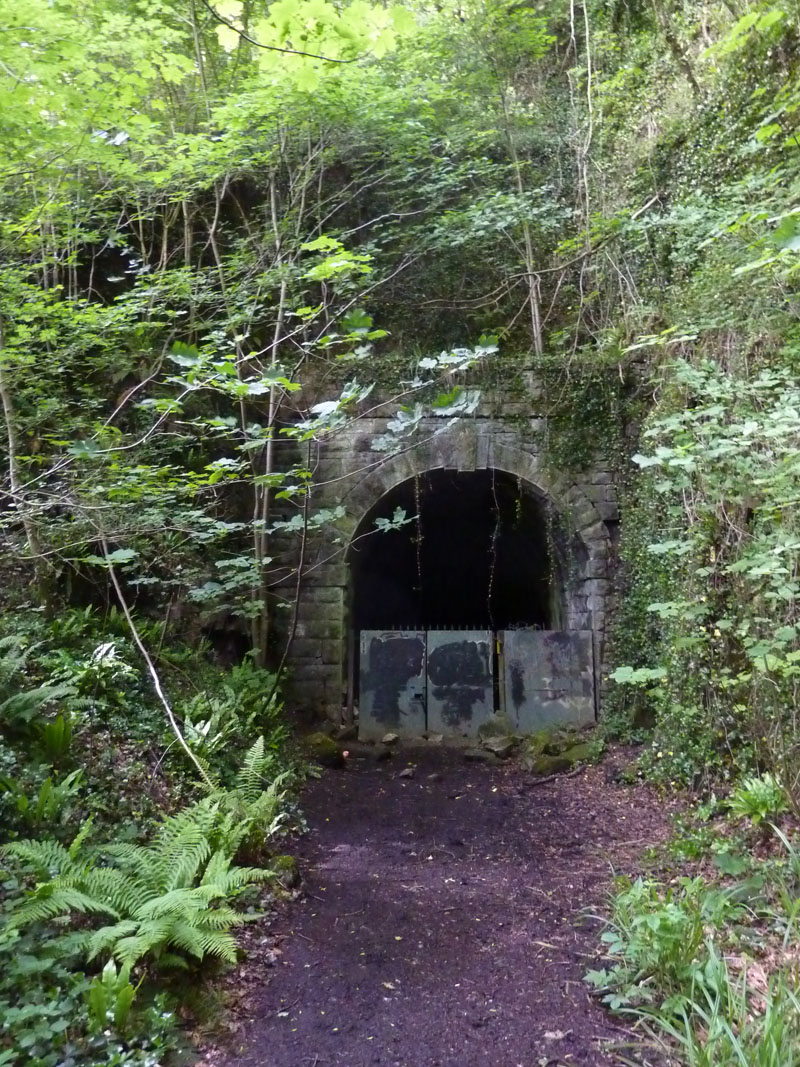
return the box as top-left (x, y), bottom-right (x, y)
top-left (276, 414), bottom-right (617, 722)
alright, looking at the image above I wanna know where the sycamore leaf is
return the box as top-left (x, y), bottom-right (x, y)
top-left (375, 507), bottom-right (414, 533)
top-left (774, 215), bottom-right (800, 251)
top-left (610, 665), bottom-right (666, 685)
top-left (300, 235), bottom-right (340, 253)
top-left (84, 548), bottom-right (138, 566)
top-left (632, 453), bottom-right (662, 468)
top-left (68, 440), bottom-right (102, 458)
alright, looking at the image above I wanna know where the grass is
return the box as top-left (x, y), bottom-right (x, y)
top-left (587, 795), bottom-right (800, 1066)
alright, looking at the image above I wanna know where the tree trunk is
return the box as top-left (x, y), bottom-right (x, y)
top-left (0, 319), bottom-right (52, 606)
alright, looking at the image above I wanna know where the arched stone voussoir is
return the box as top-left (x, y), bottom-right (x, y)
top-left (339, 432), bottom-right (611, 564)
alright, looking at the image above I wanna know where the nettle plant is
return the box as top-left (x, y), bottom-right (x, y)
top-left (611, 357), bottom-right (800, 798)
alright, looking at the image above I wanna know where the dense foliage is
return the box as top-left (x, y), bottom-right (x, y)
top-left (3, 0), bottom-right (800, 1062)
top-left (0, 606), bottom-right (293, 1064)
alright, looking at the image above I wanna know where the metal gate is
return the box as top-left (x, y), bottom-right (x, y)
top-left (359, 631), bottom-right (426, 740)
top-left (359, 628), bottom-right (595, 740)
top-left (426, 631), bottom-right (493, 737)
top-left (359, 630), bottom-right (493, 740)
top-left (501, 630), bottom-right (595, 732)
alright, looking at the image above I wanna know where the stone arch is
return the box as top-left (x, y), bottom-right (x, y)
top-left (284, 418), bottom-right (615, 721)
top-left (338, 424), bottom-right (610, 577)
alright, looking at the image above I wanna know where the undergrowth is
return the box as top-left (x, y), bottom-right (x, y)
top-left (0, 606), bottom-right (298, 1067)
top-left (588, 785), bottom-right (800, 1065)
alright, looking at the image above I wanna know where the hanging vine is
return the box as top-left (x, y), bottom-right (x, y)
top-left (487, 466), bottom-right (501, 630)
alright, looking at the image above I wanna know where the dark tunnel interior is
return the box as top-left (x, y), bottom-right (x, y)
top-left (348, 468), bottom-right (562, 633)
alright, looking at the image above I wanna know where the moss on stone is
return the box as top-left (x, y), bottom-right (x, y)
top-left (272, 854), bottom-right (300, 888)
top-left (477, 713), bottom-right (514, 741)
top-left (303, 731), bottom-right (344, 768)
top-left (522, 726), bottom-right (578, 760)
top-left (561, 742), bottom-right (595, 764)
top-left (543, 728), bottom-right (579, 756)
top-left (524, 730), bottom-right (552, 757)
top-left (528, 754), bottom-right (573, 776)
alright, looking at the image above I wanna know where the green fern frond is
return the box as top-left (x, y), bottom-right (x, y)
top-left (136, 885), bottom-right (221, 921)
top-left (83, 867), bottom-right (155, 917)
top-left (101, 842), bottom-right (150, 868)
top-left (0, 683), bottom-right (76, 724)
top-left (198, 929), bottom-right (238, 962)
top-left (203, 857), bottom-right (272, 894)
top-left (164, 921), bottom-right (206, 960)
top-left (87, 921), bottom-right (139, 961)
top-left (195, 906), bottom-right (243, 930)
top-left (3, 837), bottom-right (75, 878)
top-left (156, 952), bottom-right (191, 971)
top-left (9, 886), bottom-right (118, 928)
top-left (238, 736), bottom-right (267, 801)
top-left (160, 836), bottom-right (212, 893)
top-left (50, 929), bottom-right (93, 958)
top-left (201, 849), bottom-right (232, 887)
top-left (0, 634), bottom-right (33, 678)
top-left (170, 922), bottom-right (237, 963)
top-left (113, 925), bottom-right (172, 967)
top-left (212, 809), bottom-right (251, 856)
top-left (153, 805), bottom-right (214, 890)
top-left (227, 864), bottom-right (272, 890)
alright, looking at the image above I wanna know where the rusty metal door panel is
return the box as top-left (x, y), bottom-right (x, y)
top-left (426, 631), bottom-right (494, 738)
top-left (502, 630), bottom-right (595, 733)
top-left (359, 631), bottom-right (426, 740)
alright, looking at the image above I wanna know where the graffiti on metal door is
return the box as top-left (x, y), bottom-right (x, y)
top-left (359, 631), bottom-right (426, 739)
top-left (358, 628), bottom-right (595, 739)
top-left (426, 631), bottom-right (493, 735)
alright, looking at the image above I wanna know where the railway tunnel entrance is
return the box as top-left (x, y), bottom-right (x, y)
top-left (347, 468), bottom-right (596, 739)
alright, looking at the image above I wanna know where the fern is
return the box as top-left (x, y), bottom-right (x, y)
top-left (3, 801), bottom-right (271, 970)
top-left (0, 635), bottom-right (33, 679)
top-left (2, 736), bottom-right (292, 973)
top-left (238, 735), bottom-right (270, 802)
top-left (0, 635), bottom-right (79, 757)
top-left (4, 837), bottom-right (75, 877)
top-left (7, 884), bottom-right (119, 927)
top-left (203, 737), bottom-right (291, 857)
top-left (0, 684), bottom-right (75, 728)
top-left (83, 867), bottom-right (156, 916)
top-left (86, 921), bottom-right (140, 960)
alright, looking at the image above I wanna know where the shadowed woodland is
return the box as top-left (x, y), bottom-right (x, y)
top-left (3, 1), bottom-right (800, 1064)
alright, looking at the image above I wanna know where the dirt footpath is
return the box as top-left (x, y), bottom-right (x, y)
top-left (203, 746), bottom-right (670, 1067)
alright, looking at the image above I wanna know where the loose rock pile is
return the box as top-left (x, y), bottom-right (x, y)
top-left (300, 718), bottom-right (603, 777)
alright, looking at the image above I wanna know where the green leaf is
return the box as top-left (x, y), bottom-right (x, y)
top-left (712, 850), bottom-right (749, 876)
top-left (774, 215), bottom-right (800, 251)
top-left (610, 665), bottom-right (667, 685)
top-left (84, 548), bottom-right (138, 566)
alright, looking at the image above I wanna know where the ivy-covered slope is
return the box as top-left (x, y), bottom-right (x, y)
top-left (583, 4), bottom-right (800, 800)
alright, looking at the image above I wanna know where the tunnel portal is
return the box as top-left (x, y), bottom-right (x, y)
top-left (347, 469), bottom-right (596, 738)
top-left (276, 417), bottom-right (615, 728)
top-left (349, 468), bottom-right (562, 633)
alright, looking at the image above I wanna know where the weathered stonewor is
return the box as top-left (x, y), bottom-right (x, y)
top-left (271, 398), bottom-right (618, 724)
